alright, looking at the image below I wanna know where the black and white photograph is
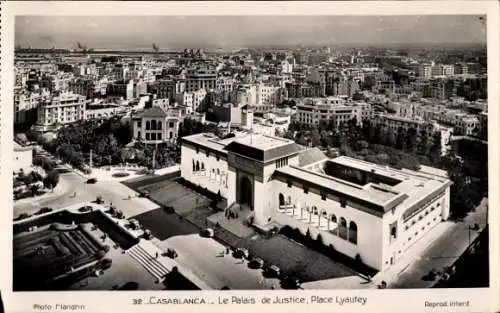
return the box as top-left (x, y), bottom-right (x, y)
top-left (1, 1), bottom-right (499, 313)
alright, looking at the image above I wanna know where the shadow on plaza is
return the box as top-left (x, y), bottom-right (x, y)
top-left (131, 207), bottom-right (199, 241)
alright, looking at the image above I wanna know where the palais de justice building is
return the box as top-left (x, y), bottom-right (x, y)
top-left (180, 132), bottom-right (452, 271)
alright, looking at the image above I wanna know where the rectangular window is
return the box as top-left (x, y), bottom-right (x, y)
top-left (158, 133), bottom-right (162, 140)
top-left (287, 180), bottom-right (292, 188)
top-left (321, 193), bottom-right (326, 201)
top-left (145, 133), bottom-right (150, 140)
top-left (340, 199), bottom-right (347, 208)
top-left (137, 121), bottom-right (142, 128)
top-left (303, 186), bottom-right (309, 194)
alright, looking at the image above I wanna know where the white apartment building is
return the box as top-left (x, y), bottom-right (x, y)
top-left (418, 64), bottom-right (433, 79)
top-left (295, 97), bottom-right (373, 128)
top-left (256, 84), bottom-right (282, 107)
top-left (36, 91), bottom-right (86, 129)
top-left (216, 76), bottom-right (235, 92)
top-left (176, 89), bottom-right (207, 112)
top-left (14, 91), bottom-right (47, 125)
top-left (181, 132), bottom-right (452, 271)
top-left (132, 106), bottom-right (182, 144)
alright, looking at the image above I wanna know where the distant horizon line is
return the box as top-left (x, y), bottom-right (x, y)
top-left (17, 42), bottom-right (487, 51)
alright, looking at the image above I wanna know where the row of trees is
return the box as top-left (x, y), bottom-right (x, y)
top-left (41, 118), bottom-right (133, 169)
top-left (40, 116), bottom-right (211, 171)
top-left (285, 118), bottom-right (442, 171)
top-left (13, 168), bottom-right (60, 199)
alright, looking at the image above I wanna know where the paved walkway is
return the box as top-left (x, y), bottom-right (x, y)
top-left (155, 234), bottom-right (282, 290)
top-left (154, 165), bottom-right (180, 176)
top-left (207, 210), bottom-right (255, 238)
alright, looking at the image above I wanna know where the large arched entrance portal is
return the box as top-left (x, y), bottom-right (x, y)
top-left (239, 176), bottom-right (253, 210)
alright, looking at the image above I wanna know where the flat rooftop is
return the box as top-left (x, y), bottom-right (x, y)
top-left (181, 133), bottom-right (241, 154)
top-left (232, 133), bottom-right (293, 150)
top-left (276, 156), bottom-right (452, 215)
top-left (182, 132), bottom-right (304, 163)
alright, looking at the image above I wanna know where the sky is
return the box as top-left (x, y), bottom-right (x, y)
top-left (15, 15), bottom-right (486, 49)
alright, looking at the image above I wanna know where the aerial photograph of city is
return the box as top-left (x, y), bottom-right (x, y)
top-left (12, 15), bottom-right (489, 291)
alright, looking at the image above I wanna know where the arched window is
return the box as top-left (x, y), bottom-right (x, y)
top-left (217, 169), bottom-right (220, 175)
top-left (157, 121), bottom-right (162, 130)
top-left (201, 163), bottom-right (205, 171)
top-left (312, 206), bottom-right (318, 215)
top-left (196, 161), bottom-right (200, 171)
top-left (348, 221), bottom-right (358, 244)
top-left (287, 196), bottom-right (292, 205)
top-left (151, 120), bottom-right (157, 131)
top-left (146, 120), bottom-right (151, 130)
top-left (279, 193), bottom-right (285, 206)
top-left (192, 159), bottom-right (195, 172)
top-left (391, 226), bottom-right (397, 239)
top-left (339, 217), bottom-right (347, 239)
top-left (331, 215), bottom-right (337, 223)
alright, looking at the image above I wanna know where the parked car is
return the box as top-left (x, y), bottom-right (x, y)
top-left (163, 206), bottom-right (175, 214)
top-left (234, 248), bottom-right (250, 259)
top-left (14, 213), bottom-right (32, 221)
top-left (282, 276), bottom-right (301, 289)
top-left (87, 178), bottom-right (97, 184)
top-left (118, 282), bottom-right (139, 290)
top-left (264, 265), bottom-right (281, 278)
top-left (128, 219), bottom-right (140, 230)
top-left (249, 257), bottom-right (264, 269)
top-left (138, 190), bottom-right (150, 197)
top-left (200, 228), bottom-right (214, 238)
top-left (78, 205), bottom-right (93, 212)
top-left (37, 207), bottom-right (53, 215)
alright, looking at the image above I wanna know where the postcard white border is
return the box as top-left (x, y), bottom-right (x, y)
top-left (1, 2), bottom-right (499, 313)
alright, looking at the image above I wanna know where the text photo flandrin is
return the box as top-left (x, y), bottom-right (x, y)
top-left (12, 15), bottom-right (488, 291)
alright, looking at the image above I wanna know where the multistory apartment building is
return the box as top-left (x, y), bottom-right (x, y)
top-left (70, 77), bottom-right (96, 99)
top-left (175, 89), bottom-right (208, 112)
top-left (40, 73), bottom-right (73, 92)
top-left (216, 76), bottom-right (235, 92)
top-left (418, 64), bottom-right (433, 79)
top-left (107, 80), bottom-right (134, 100)
top-left (148, 79), bottom-right (185, 102)
top-left (185, 67), bottom-right (217, 92)
top-left (295, 97), bottom-right (372, 128)
top-left (36, 91), bottom-right (86, 129)
top-left (14, 90), bottom-right (47, 126)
